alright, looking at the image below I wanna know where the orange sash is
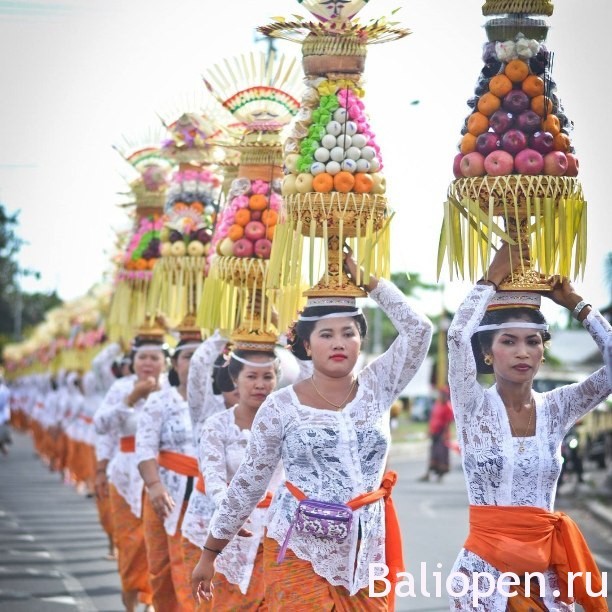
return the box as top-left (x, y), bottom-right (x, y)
top-left (195, 474), bottom-right (205, 494)
top-left (119, 435), bottom-right (135, 453)
top-left (79, 415), bottom-right (93, 424)
top-left (464, 505), bottom-right (608, 611)
top-left (256, 491), bottom-right (274, 509)
top-left (157, 450), bottom-right (199, 477)
top-left (286, 471), bottom-right (404, 584)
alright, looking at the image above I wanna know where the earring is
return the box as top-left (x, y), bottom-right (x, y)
top-left (306, 348), bottom-right (312, 357)
top-left (484, 355), bottom-right (493, 366)
top-left (541, 357), bottom-right (546, 363)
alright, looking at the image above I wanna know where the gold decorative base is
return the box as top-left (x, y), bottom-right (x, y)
top-left (498, 267), bottom-right (552, 292)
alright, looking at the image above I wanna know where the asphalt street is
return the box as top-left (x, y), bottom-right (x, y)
top-left (1, 432), bottom-right (611, 611)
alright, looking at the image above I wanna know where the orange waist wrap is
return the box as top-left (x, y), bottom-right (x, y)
top-left (464, 505), bottom-right (608, 611)
top-left (157, 450), bottom-right (199, 477)
top-left (119, 436), bottom-right (135, 453)
top-left (195, 474), bottom-right (205, 494)
top-left (286, 471), bottom-right (404, 584)
top-left (256, 491), bottom-right (274, 509)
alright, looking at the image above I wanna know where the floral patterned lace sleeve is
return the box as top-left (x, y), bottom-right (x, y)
top-left (187, 330), bottom-right (227, 438)
top-left (208, 398), bottom-right (283, 540)
top-left (360, 279), bottom-right (433, 408)
top-left (551, 310), bottom-right (612, 434)
top-left (94, 376), bottom-right (133, 461)
top-left (91, 342), bottom-right (121, 393)
top-left (201, 413), bottom-right (233, 506)
top-left (135, 389), bottom-right (164, 463)
top-left (447, 284), bottom-right (493, 427)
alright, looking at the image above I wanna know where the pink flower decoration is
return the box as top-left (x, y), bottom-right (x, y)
top-left (232, 195), bottom-right (249, 209)
top-left (251, 180), bottom-right (269, 195)
top-left (269, 193), bottom-right (282, 209)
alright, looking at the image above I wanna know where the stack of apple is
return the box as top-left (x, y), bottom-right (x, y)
top-left (282, 83), bottom-right (386, 197)
top-left (211, 178), bottom-right (281, 260)
top-left (454, 58), bottom-right (579, 180)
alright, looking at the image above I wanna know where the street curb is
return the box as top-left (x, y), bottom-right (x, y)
top-left (584, 499), bottom-right (612, 529)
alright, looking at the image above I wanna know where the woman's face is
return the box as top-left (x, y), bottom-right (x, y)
top-left (304, 317), bottom-right (362, 378)
top-left (173, 348), bottom-right (195, 387)
top-left (489, 320), bottom-right (545, 385)
top-left (235, 356), bottom-right (277, 411)
top-left (133, 349), bottom-right (165, 381)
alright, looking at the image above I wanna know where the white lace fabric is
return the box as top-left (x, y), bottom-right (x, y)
top-left (209, 279), bottom-right (433, 594)
top-left (202, 406), bottom-right (284, 594)
top-left (447, 284), bottom-right (612, 611)
top-left (136, 386), bottom-right (196, 535)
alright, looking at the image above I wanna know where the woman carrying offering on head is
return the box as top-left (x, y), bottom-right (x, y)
top-left (191, 249), bottom-right (433, 609)
top-left (447, 243), bottom-right (611, 611)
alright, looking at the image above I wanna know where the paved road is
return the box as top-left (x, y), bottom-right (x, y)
top-left (1, 432), bottom-right (611, 611)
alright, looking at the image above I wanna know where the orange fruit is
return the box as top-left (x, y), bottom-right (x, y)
top-left (266, 225), bottom-right (275, 241)
top-left (249, 194), bottom-right (268, 211)
top-left (553, 132), bottom-right (570, 152)
top-left (504, 59), bottom-right (529, 83)
top-left (353, 172), bottom-right (374, 194)
top-left (333, 171), bottom-right (355, 193)
top-left (542, 114), bottom-right (561, 135)
top-left (522, 74), bottom-right (545, 98)
top-left (477, 92), bottom-right (501, 117)
top-left (489, 74), bottom-right (513, 98)
top-left (227, 224), bottom-right (244, 241)
top-left (467, 112), bottom-right (490, 136)
top-left (312, 173), bottom-right (334, 193)
top-left (460, 133), bottom-right (478, 154)
top-left (261, 209), bottom-right (278, 226)
top-left (234, 208), bottom-right (251, 227)
top-left (531, 95), bottom-right (553, 117)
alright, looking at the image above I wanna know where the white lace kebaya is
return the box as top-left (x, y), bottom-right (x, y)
top-left (136, 385), bottom-right (196, 535)
top-left (208, 279), bottom-right (433, 594)
top-left (202, 406), bottom-right (284, 594)
top-left (447, 284), bottom-right (612, 611)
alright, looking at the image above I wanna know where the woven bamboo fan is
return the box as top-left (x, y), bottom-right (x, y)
top-left (260, 1), bottom-right (408, 301)
top-left (438, 0), bottom-right (588, 291)
top-left (197, 51), bottom-right (305, 343)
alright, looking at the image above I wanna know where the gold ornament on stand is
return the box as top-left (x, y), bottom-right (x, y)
top-left (437, 0), bottom-right (587, 290)
top-left (260, 1), bottom-right (409, 305)
top-left (197, 51), bottom-right (304, 345)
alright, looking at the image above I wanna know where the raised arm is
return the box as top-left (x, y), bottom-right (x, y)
top-left (187, 330), bottom-right (227, 436)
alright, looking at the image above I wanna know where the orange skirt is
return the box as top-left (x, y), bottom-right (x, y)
top-left (506, 578), bottom-right (548, 611)
top-left (109, 484), bottom-right (152, 604)
top-left (262, 536), bottom-right (388, 611)
top-left (143, 494), bottom-right (194, 612)
top-left (182, 538), bottom-right (212, 612)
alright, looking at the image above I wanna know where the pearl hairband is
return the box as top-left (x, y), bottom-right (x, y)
top-left (475, 322), bottom-right (549, 333)
top-left (230, 353), bottom-right (278, 368)
top-left (298, 308), bottom-right (362, 322)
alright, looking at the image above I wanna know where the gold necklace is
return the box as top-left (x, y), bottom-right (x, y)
top-left (507, 397), bottom-right (535, 453)
top-left (310, 375), bottom-right (357, 410)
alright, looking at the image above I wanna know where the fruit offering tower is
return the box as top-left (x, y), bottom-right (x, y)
top-left (438, 0), bottom-right (586, 290)
top-left (197, 51), bottom-right (303, 346)
top-left (107, 144), bottom-right (171, 342)
top-left (260, 0), bottom-right (408, 310)
top-left (148, 106), bottom-right (230, 327)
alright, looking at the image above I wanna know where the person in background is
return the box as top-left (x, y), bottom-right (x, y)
top-left (419, 386), bottom-right (454, 482)
top-left (0, 374), bottom-right (11, 455)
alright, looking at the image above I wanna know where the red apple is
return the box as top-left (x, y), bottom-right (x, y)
top-left (196, 228), bottom-right (212, 244)
top-left (233, 238), bottom-right (254, 258)
top-left (254, 238), bottom-right (272, 259)
top-left (565, 153), bottom-right (579, 177)
top-left (502, 90), bottom-right (530, 114)
top-left (514, 148), bottom-right (544, 175)
top-left (459, 152), bottom-right (486, 177)
top-left (476, 132), bottom-right (501, 157)
top-left (484, 150), bottom-right (514, 176)
top-left (543, 151), bottom-right (568, 176)
top-left (489, 110), bottom-right (514, 135)
top-left (453, 153), bottom-right (464, 179)
top-left (515, 110), bottom-right (542, 134)
top-left (244, 221), bottom-right (266, 242)
top-left (501, 129), bottom-right (527, 154)
top-left (529, 131), bottom-right (554, 155)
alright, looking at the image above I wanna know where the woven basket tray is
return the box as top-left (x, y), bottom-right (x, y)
top-left (214, 255), bottom-right (268, 288)
top-left (284, 191), bottom-right (389, 237)
top-left (482, 0), bottom-right (553, 16)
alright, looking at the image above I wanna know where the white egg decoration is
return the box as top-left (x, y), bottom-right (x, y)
top-left (369, 157), bottom-right (381, 172)
top-left (310, 162), bottom-right (326, 175)
top-left (344, 121), bottom-right (358, 136)
top-left (341, 159), bottom-right (357, 173)
top-left (355, 158), bottom-right (371, 173)
top-left (336, 134), bottom-right (352, 149)
top-left (345, 146), bottom-right (361, 161)
top-left (326, 120), bottom-right (342, 136)
top-left (314, 147), bottom-right (330, 163)
top-left (333, 108), bottom-right (347, 123)
top-left (321, 134), bottom-right (337, 150)
top-left (351, 134), bottom-right (368, 149)
top-left (360, 146), bottom-right (376, 161)
top-left (330, 146), bottom-right (345, 163)
top-left (326, 161), bottom-right (341, 175)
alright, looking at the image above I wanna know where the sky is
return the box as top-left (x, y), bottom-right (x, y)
top-left (0, 0), bottom-right (610, 325)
